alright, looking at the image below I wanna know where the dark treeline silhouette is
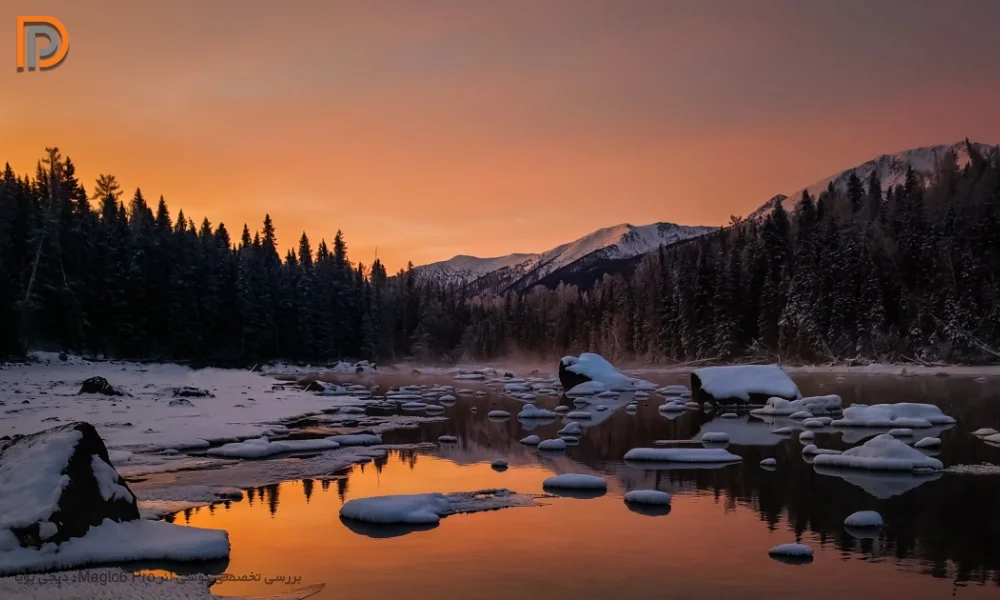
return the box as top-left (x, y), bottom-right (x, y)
top-left (3, 142), bottom-right (999, 364)
top-left (417, 140), bottom-right (1000, 364)
top-left (0, 148), bottom-right (429, 362)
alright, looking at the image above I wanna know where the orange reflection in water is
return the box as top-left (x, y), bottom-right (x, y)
top-left (183, 453), bottom-right (991, 600)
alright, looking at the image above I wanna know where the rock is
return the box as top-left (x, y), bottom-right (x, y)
top-left (168, 398), bottom-right (194, 407)
top-left (0, 422), bottom-right (139, 549)
top-left (558, 359), bottom-right (592, 391)
top-left (171, 386), bottom-right (215, 398)
top-left (78, 377), bottom-right (126, 396)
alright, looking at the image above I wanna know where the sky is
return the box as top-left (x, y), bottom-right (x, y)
top-left (4, 1), bottom-right (1000, 272)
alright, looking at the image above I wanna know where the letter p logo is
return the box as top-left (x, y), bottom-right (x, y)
top-left (16, 16), bottom-right (69, 71)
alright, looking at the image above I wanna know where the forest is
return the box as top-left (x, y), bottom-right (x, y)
top-left (1, 142), bottom-right (999, 365)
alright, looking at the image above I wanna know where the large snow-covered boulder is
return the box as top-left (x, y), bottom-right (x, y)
top-left (0, 423), bottom-right (139, 549)
top-left (558, 353), bottom-right (647, 392)
top-left (691, 365), bottom-right (799, 405)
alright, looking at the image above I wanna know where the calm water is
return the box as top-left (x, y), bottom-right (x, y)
top-left (172, 373), bottom-right (1000, 599)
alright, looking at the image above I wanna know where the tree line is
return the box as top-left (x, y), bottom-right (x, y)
top-left (0, 148), bottom-right (428, 362)
top-left (2, 142), bottom-right (998, 365)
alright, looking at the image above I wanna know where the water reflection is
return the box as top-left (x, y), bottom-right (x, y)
top-left (168, 373), bottom-right (1000, 597)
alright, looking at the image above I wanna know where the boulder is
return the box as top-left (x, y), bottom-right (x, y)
top-left (691, 365), bottom-right (800, 405)
top-left (0, 422), bottom-right (139, 549)
top-left (78, 376), bottom-right (126, 396)
top-left (558, 360), bottom-right (592, 391)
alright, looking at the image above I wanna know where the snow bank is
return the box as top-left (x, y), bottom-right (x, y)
top-left (340, 489), bottom-right (533, 525)
top-left (751, 395), bottom-right (842, 417)
top-left (844, 510), bottom-right (883, 528)
top-left (542, 474), bottom-right (607, 490)
top-left (0, 519), bottom-right (228, 575)
top-left (206, 437), bottom-right (340, 458)
top-left (623, 447), bottom-right (742, 463)
top-left (624, 490), bottom-right (671, 505)
top-left (692, 365), bottom-right (800, 403)
top-left (812, 434), bottom-right (943, 471)
top-left (832, 403), bottom-right (956, 428)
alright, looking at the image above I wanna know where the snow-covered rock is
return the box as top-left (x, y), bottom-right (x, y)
top-left (78, 377), bottom-right (127, 397)
top-left (887, 428), bottom-right (914, 438)
top-left (658, 401), bottom-right (687, 412)
top-left (537, 439), bottom-right (568, 451)
top-left (206, 437), bottom-right (341, 458)
top-left (623, 447), bottom-right (742, 463)
top-left (558, 353), bottom-right (650, 392)
top-left (701, 432), bottom-right (730, 444)
top-left (801, 445), bottom-right (842, 456)
top-left (768, 543), bottom-right (813, 559)
top-left (972, 428), bottom-right (998, 437)
top-left (760, 458), bottom-right (777, 468)
top-left (624, 490), bottom-right (671, 505)
top-left (437, 435), bottom-right (458, 444)
top-left (914, 437), bottom-right (941, 448)
top-left (339, 489), bottom-right (533, 525)
top-left (751, 395), bottom-right (842, 417)
top-left (844, 510), bottom-right (883, 528)
top-left (790, 411), bottom-right (813, 419)
top-left (0, 423), bottom-right (139, 549)
top-left (657, 385), bottom-right (690, 396)
top-left (691, 365), bottom-right (799, 404)
top-left (798, 431), bottom-right (815, 441)
top-left (832, 403), bottom-right (955, 428)
top-left (327, 433), bottom-right (383, 446)
top-left (812, 434), bottom-right (944, 471)
top-left (487, 410), bottom-right (511, 419)
top-left (558, 422), bottom-right (583, 437)
top-left (519, 435), bottom-right (541, 445)
top-left (518, 405), bottom-right (558, 419)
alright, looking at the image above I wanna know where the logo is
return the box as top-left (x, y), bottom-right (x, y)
top-left (16, 16), bottom-right (69, 71)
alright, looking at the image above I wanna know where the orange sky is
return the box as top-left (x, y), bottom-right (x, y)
top-left (4, 1), bottom-right (1000, 271)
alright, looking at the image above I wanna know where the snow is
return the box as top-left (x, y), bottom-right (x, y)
top-left (564, 411), bottom-right (592, 419)
top-left (518, 405), bottom-right (558, 419)
top-left (558, 422), bottom-right (583, 436)
top-left (0, 426), bottom-right (83, 531)
top-left (437, 435), bottom-right (458, 443)
top-left (561, 354), bottom-right (632, 390)
top-left (972, 428), bottom-right (999, 437)
top-left (798, 431), bottom-right (815, 441)
top-left (90, 456), bottom-right (133, 502)
top-left (659, 401), bottom-right (687, 412)
top-left (206, 437), bottom-right (341, 458)
top-left (802, 445), bottom-right (842, 456)
top-left (984, 433), bottom-right (1000, 445)
top-left (812, 434), bottom-right (944, 471)
top-left (537, 439), bottom-right (568, 451)
top-left (760, 458), bottom-right (777, 468)
top-left (844, 511), bottom-right (883, 528)
top-left (401, 402), bottom-right (428, 410)
top-left (887, 428), bottom-right (914, 438)
top-left (720, 412), bottom-right (738, 419)
top-left (624, 490), bottom-right (671, 505)
top-left (326, 434), bottom-right (383, 446)
top-left (692, 365), bottom-right (800, 402)
top-left (416, 223), bottom-right (716, 289)
top-left (0, 519), bottom-right (229, 576)
top-left (790, 411), bottom-right (813, 419)
top-left (832, 403), bottom-right (956, 428)
top-left (623, 447), bottom-right (742, 463)
top-left (768, 543), bottom-right (813, 558)
top-left (700, 432), bottom-right (730, 444)
top-left (487, 410), bottom-right (511, 419)
top-left (914, 437), bottom-right (941, 448)
top-left (772, 427), bottom-right (793, 435)
top-left (658, 385), bottom-right (689, 396)
top-left (752, 395), bottom-right (842, 417)
top-left (339, 489), bottom-right (534, 525)
top-left (944, 464), bottom-right (1000, 475)
top-left (542, 474), bottom-right (607, 490)
top-left (802, 418), bottom-right (827, 428)
top-left (519, 435), bottom-right (541, 445)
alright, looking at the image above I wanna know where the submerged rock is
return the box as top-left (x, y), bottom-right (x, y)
top-left (0, 422), bottom-right (139, 549)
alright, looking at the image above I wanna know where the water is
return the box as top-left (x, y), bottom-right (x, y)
top-left (173, 373), bottom-right (1000, 599)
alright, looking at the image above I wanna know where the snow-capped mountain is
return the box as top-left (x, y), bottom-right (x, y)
top-left (749, 141), bottom-right (996, 219)
top-left (416, 222), bottom-right (717, 291)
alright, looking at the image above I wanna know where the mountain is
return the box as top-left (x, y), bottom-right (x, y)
top-left (748, 141), bottom-right (996, 219)
top-left (416, 222), bottom-right (717, 292)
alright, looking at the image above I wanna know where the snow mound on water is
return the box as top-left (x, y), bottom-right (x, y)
top-left (832, 403), bottom-right (955, 428)
top-left (542, 474), bottom-right (607, 490)
top-left (752, 395), bottom-right (842, 417)
top-left (206, 437), bottom-right (340, 458)
top-left (560, 354), bottom-right (651, 391)
top-left (624, 490), bottom-right (671, 505)
top-left (813, 434), bottom-right (943, 471)
top-left (339, 489), bottom-right (534, 525)
top-left (487, 410), bottom-right (511, 419)
top-left (701, 432), bottom-right (730, 444)
top-left (693, 365), bottom-right (800, 402)
top-left (623, 448), bottom-right (742, 463)
top-left (537, 439), bottom-right (568, 451)
top-left (844, 510), bottom-right (883, 528)
top-left (327, 434), bottom-right (383, 446)
top-left (518, 405), bottom-right (558, 419)
top-left (0, 519), bottom-right (228, 576)
top-left (972, 428), bottom-right (998, 437)
top-left (914, 437), bottom-right (941, 448)
top-left (760, 458), bottom-right (777, 467)
top-left (519, 435), bottom-right (541, 445)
